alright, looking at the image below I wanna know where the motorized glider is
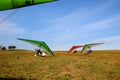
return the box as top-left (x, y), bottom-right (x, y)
top-left (81, 43), bottom-right (104, 54)
top-left (0, 0), bottom-right (58, 11)
top-left (17, 38), bottom-right (54, 56)
top-left (68, 43), bottom-right (104, 54)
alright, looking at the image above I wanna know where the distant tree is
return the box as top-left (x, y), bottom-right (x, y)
top-left (2, 46), bottom-right (6, 50)
top-left (8, 45), bottom-right (16, 50)
top-left (12, 46), bottom-right (16, 50)
top-left (8, 46), bottom-right (12, 50)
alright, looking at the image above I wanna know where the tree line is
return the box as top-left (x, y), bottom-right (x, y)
top-left (0, 45), bottom-right (16, 50)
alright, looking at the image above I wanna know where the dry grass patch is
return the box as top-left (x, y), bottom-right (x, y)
top-left (0, 50), bottom-right (120, 80)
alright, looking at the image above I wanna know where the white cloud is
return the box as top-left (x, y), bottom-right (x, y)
top-left (41, 0), bottom-right (120, 43)
top-left (51, 30), bottom-right (74, 42)
top-left (80, 16), bottom-right (120, 32)
top-left (93, 35), bottom-right (120, 43)
top-left (0, 22), bottom-right (25, 34)
top-left (91, 35), bottom-right (120, 50)
top-left (52, 16), bottom-right (120, 42)
top-left (49, 0), bottom-right (119, 27)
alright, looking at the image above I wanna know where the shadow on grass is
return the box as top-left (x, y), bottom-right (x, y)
top-left (0, 77), bottom-right (26, 80)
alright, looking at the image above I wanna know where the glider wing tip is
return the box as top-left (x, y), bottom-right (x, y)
top-left (17, 38), bottom-right (20, 40)
top-left (17, 38), bottom-right (22, 40)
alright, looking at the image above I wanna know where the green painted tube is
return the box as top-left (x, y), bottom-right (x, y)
top-left (81, 45), bottom-right (89, 54)
top-left (0, 0), bottom-right (57, 11)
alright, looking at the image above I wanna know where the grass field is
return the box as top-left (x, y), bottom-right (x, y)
top-left (0, 50), bottom-right (120, 80)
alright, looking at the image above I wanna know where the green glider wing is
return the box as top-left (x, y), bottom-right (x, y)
top-left (81, 43), bottom-right (104, 54)
top-left (0, 0), bottom-right (58, 11)
top-left (17, 38), bottom-right (54, 56)
top-left (81, 45), bottom-right (89, 54)
top-left (85, 43), bottom-right (104, 47)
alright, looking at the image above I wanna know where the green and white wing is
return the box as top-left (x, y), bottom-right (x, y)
top-left (17, 38), bottom-right (54, 56)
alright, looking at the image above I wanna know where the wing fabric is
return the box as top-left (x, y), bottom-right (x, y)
top-left (0, 0), bottom-right (58, 11)
top-left (17, 38), bottom-right (54, 56)
top-left (68, 46), bottom-right (83, 53)
top-left (86, 43), bottom-right (104, 47)
top-left (81, 43), bottom-right (104, 54)
top-left (81, 45), bottom-right (89, 54)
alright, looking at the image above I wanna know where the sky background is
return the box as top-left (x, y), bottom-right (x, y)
top-left (0, 0), bottom-right (120, 51)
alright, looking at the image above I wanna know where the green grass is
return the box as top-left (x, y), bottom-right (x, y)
top-left (0, 50), bottom-right (120, 80)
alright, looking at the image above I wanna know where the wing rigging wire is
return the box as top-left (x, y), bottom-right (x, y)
top-left (0, 9), bottom-right (19, 24)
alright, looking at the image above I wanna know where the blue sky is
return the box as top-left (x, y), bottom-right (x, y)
top-left (0, 0), bottom-right (120, 50)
